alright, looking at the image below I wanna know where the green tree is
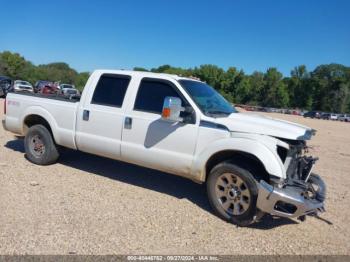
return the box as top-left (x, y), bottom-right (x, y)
top-left (2, 50), bottom-right (350, 113)
top-left (311, 64), bottom-right (350, 113)
top-left (249, 71), bottom-right (265, 105)
top-left (193, 64), bottom-right (225, 90)
top-left (0, 51), bottom-right (31, 79)
top-left (133, 67), bottom-right (149, 72)
top-left (287, 65), bottom-right (313, 110)
top-left (262, 68), bottom-right (289, 108)
top-left (75, 72), bottom-right (90, 91)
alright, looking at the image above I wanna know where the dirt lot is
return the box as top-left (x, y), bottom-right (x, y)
top-left (0, 98), bottom-right (350, 255)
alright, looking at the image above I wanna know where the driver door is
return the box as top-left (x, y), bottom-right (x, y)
top-left (121, 78), bottom-right (199, 176)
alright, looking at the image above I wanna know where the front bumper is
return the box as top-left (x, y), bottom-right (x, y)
top-left (256, 180), bottom-right (325, 218)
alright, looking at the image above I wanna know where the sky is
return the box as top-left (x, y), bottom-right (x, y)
top-left (1, 0), bottom-right (349, 75)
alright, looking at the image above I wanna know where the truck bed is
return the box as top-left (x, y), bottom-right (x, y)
top-left (5, 91), bottom-right (79, 149)
top-left (8, 91), bottom-right (81, 103)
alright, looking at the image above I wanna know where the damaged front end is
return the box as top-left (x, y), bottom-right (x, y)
top-left (257, 138), bottom-right (326, 220)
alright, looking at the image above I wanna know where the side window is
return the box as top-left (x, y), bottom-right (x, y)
top-left (91, 74), bottom-right (131, 107)
top-left (134, 79), bottom-right (186, 114)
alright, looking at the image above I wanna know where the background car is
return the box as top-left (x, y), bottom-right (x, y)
top-left (34, 80), bottom-right (54, 93)
top-left (338, 114), bottom-right (350, 122)
top-left (0, 76), bottom-right (13, 97)
top-left (13, 80), bottom-right (34, 93)
top-left (321, 113), bottom-right (338, 120)
top-left (59, 83), bottom-right (76, 90)
top-left (62, 87), bottom-right (80, 99)
top-left (320, 113), bottom-right (331, 120)
top-left (303, 111), bottom-right (321, 118)
top-left (40, 82), bottom-right (60, 95)
top-left (330, 113), bottom-right (338, 120)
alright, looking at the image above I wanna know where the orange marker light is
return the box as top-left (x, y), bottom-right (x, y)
top-left (162, 107), bottom-right (171, 118)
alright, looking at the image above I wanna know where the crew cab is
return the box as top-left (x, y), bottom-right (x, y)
top-left (2, 70), bottom-right (326, 226)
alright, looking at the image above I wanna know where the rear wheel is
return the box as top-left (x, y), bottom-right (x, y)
top-left (207, 162), bottom-right (259, 226)
top-left (24, 124), bottom-right (59, 165)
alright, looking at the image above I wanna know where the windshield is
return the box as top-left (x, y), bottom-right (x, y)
top-left (62, 84), bottom-right (74, 89)
top-left (179, 80), bottom-right (237, 116)
top-left (16, 81), bottom-right (30, 86)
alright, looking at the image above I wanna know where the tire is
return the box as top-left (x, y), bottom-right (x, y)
top-left (207, 162), bottom-right (259, 226)
top-left (308, 173), bottom-right (326, 202)
top-left (24, 124), bottom-right (59, 165)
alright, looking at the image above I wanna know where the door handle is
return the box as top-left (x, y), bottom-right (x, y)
top-left (124, 117), bottom-right (132, 129)
top-left (83, 110), bottom-right (90, 121)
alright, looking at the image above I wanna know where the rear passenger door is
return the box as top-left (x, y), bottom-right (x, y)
top-left (75, 73), bottom-right (131, 160)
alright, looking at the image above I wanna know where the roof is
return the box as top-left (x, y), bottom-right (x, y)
top-left (0, 76), bottom-right (11, 80)
top-left (93, 69), bottom-right (202, 82)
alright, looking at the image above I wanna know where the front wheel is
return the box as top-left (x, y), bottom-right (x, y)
top-left (207, 162), bottom-right (259, 226)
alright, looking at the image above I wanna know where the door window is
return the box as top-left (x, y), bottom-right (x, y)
top-left (91, 74), bottom-right (131, 107)
top-left (134, 79), bottom-right (187, 114)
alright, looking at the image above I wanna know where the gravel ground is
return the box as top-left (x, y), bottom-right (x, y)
top-left (0, 98), bottom-right (350, 255)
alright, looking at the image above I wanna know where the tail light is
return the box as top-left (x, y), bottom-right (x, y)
top-left (4, 97), bottom-right (6, 115)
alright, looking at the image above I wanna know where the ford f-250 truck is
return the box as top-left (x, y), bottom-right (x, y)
top-left (2, 70), bottom-right (326, 226)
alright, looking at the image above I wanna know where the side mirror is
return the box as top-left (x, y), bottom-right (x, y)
top-left (162, 96), bottom-right (184, 122)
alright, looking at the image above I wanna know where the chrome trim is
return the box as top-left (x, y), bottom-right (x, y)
top-left (257, 180), bottom-right (325, 218)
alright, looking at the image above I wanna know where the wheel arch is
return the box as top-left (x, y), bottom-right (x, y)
top-left (205, 150), bottom-right (270, 183)
top-left (23, 114), bottom-right (55, 141)
top-left (192, 138), bottom-right (286, 182)
top-left (21, 107), bottom-right (59, 144)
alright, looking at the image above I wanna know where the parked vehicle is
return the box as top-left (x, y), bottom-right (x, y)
top-left (61, 88), bottom-right (80, 99)
top-left (13, 80), bottom-right (34, 93)
top-left (59, 84), bottom-right (80, 98)
top-left (338, 114), bottom-right (350, 122)
top-left (0, 76), bottom-right (13, 97)
top-left (303, 111), bottom-right (321, 119)
top-left (2, 70), bottom-right (326, 226)
top-left (34, 80), bottom-right (54, 93)
top-left (320, 113), bottom-right (338, 120)
top-left (40, 83), bottom-right (60, 95)
top-left (330, 113), bottom-right (338, 120)
top-left (320, 113), bottom-right (331, 120)
top-left (291, 110), bottom-right (300, 116)
top-left (59, 83), bottom-right (75, 90)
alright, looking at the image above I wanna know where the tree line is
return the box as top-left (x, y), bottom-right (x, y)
top-left (1, 51), bottom-right (350, 113)
top-left (0, 51), bottom-right (89, 92)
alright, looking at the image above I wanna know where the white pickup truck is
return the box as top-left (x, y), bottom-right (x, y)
top-left (2, 70), bottom-right (326, 226)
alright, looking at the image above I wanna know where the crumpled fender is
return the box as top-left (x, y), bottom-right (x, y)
top-left (192, 137), bottom-right (286, 182)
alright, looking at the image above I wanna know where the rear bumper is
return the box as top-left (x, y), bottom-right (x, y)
top-left (257, 180), bottom-right (325, 218)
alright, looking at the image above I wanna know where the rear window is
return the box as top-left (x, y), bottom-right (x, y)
top-left (91, 74), bottom-right (131, 107)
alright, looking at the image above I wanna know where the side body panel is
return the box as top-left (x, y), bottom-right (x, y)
top-left (4, 93), bottom-right (78, 149)
top-left (191, 126), bottom-right (286, 182)
top-left (75, 71), bottom-right (133, 160)
top-left (120, 75), bottom-right (200, 177)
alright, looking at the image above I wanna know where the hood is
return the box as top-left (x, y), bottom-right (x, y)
top-left (215, 113), bottom-right (315, 140)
